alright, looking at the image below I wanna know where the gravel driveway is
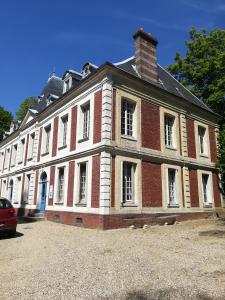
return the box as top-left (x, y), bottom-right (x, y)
top-left (1, 219), bottom-right (225, 300)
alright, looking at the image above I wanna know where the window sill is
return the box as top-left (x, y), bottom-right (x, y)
top-left (10, 164), bottom-right (15, 168)
top-left (41, 152), bottom-right (49, 157)
top-left (13, 202), bottom-right (19, 204)
top-left (27, 157), bottom-right (33, 162)
top-left (121, 203), bottom-right (138, 208)
top-left (18, 161), bottom-right (23, 165)
top-left (54, 202), bottom-right (64, 205)
top-left (200, 154), bottom-right (209, 158)
top-left (165, 146), bottom-right (177, 151)
top-left (58, 145), bottom-right (67, 150)
top-left (75, 203), bottom-right (87, 207)
top-left (167, 204), bottom-right (179, 208)
top-left (203, 204), bottom-right (213, 208)
top-left (121, 135), bottom-right (137, 142)
top-left (78, 137), bottom-right (89, 143)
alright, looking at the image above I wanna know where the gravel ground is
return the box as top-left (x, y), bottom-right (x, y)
top-left (1, 219), bottom-right (225, 300)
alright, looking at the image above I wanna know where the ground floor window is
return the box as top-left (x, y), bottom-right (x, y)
top-left (78, 162), bottom-right (87, 205)
top-left (202, 174), bottom-right (212, 206)
top-left (122, 162), bottom-right (136, 206)
top-left (57, 168), bottom-right (65, 203)
top-left (24, 174), bottom-right (31, 204)
top-left (167, 168), bottom-right (179, 207)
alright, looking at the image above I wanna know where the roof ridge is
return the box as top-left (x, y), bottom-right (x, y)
top-left (114, 56), bottom-right (135, 66)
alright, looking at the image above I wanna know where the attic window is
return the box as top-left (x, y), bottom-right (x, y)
top-left (65, 79), bottom-right (71, 92)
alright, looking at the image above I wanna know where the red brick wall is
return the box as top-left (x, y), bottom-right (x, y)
top-left (67, 161), bottom-right (75, 207)
top-left (37, 127), bottom-right (43, 162)
top-left (212, 172), bottom-right (221, 207)
top-left (209, 127), bottom-right (217, 163)
top-left (24, 134), bottom-right (29, 166)
top-left (142, 161), bottom-right (162, 207)
top-left (111, 156), bottom-right (115, 207)
top-left (93, 90), bottom-right (102, 144)
top-left (112, 88), bottom-right (116, 141)
top-left (70, 106), bottom-right (77, 151)
top-left (141, 100), bottom-right (161, 150)
top-left (189, 169), bottom-right (199, 207)
top-left (186, 118), bottom-right (196, 158)
top-left (33, 169), bottom-right (39, 205)
top-left (48, 166), bottom-right (55, 206)
top-left (91, 155), bottom-right (100, 208)
top-left (52, 117), bottom-right (58, 157)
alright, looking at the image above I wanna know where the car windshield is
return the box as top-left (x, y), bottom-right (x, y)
top-left (0, 199), bottom-right (13, 209)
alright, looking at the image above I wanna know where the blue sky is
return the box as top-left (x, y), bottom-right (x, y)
top-left (0, 0), bottom-right (224, 115)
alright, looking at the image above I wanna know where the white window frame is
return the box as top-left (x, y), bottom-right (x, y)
top-left (28, 132), bottom-right (35, 159)
top-left (76, 161), bottom-right (88, 206)
top-left (121, 161), bottom-right (136, 206)
top-left (56, 167), bottom-right (65, 204)
top-left (24, 174), bottom-right (31, 204)
top-left (164, 115), bottom-right (175, 148)
top-left (59, 115), bottom-right (68, 148)
top-left (81, 102), bottom-right (90, 140)
top-left (43, 125), bottom-right (51, 154)
top-left (201, 173), bottom-right (212, 206)
top-left (198, 126), bottom-right (207, 156)
top-left (19, 139), bottom-right (25, 163)
top-left (4, 148), bottom-right (10, 169)
top-left (11, 144), bottom-right (17, 166)
top-left (167, 168), bottom-right (179, 207)
top-left (121, 99), bottom-right (136, 137)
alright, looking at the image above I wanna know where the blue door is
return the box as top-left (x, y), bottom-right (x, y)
top-left (39, 172), bottom-right (47, 213)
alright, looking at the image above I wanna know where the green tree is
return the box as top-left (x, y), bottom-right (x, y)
top-left (168, 27), bottom-right (225, 192)
top-left (16, 96), bottom-right (37, 121)
top-left (0, 106), bottom-right (13, 141)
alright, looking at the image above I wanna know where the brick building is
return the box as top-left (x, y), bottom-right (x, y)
top-left (0, 29), bottom-right (223, 229)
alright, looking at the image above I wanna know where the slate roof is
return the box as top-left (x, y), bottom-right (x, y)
top-left (114, 56), bottom-right (212, 112)
top-left (34, 75), bottom-right (64, 112)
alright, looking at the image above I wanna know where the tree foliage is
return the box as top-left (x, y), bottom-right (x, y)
top-left (0, 106), bottom-right (13, 141)
top-left (16, 96), bottom-right (37, 121)
top-left (168, 27), bottom-right (225, 192)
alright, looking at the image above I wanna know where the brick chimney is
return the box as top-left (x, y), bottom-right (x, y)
top-left (133, 28), bottom-right (158, 83)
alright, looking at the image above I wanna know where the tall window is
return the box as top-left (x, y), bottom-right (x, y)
top-left (121, 100), bottom-right (135, 136)
top-left (19, 139), bottom-right (25, 163)
top-left (57, 168), bottom-right (65, 203)
top-left (8, 179), bottom-right (14, 202)
top-left (29, 133), bottom-right (35, 159)
top-left (44, 126), bottom-right (51, 153)
top-left (122, 162), bottom-right (135, 205)
top-left (24, 174), bottom-right (31, 203)
top-left (202, 174), bottom-right (211, 205)
top-left (165, 115), bottom-right (175, 147)
top-left (0, 152), bottom-right (4, 171)
top-left (82, 103), bottom-right (90, 139)
top-left (168, 169), bottom-right (178, 207)
top-left (5, 148), bottom-right (10, 169)
top-left (198, 126), bottom-right (206, 155)
top-left (61, 115), bottom-right (68, 147)
top-left (11, 145), bottom-right (17, 166)
top-left (79, 163), bottom-right (87, 204)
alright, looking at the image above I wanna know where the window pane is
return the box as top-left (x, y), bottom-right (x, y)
top-left (122, 162), bottom-right (134, 204)
top-left (121, 100), bottom-right (135, 136)
top-left (62, 117), bottom-right (68, 146)
top-left (165, 116), bottom-right (174, 147)
top-left (79, 163), bottom-right (87, 203)
top-left (202, 174), bottom-right (209, 203)
top-left (198, 127), bottom-right (206, 154)
top-left (58, 168), bottom-right (64, 202)
top-left (168, 169), bottom-right (177, 205)
top-left (82, 104), bottom-right (90, 139)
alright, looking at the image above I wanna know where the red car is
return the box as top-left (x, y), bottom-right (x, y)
top-left (0, 198), bottom-right (17, 237)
